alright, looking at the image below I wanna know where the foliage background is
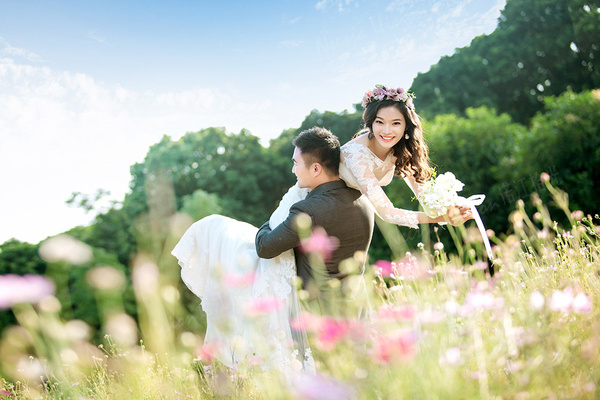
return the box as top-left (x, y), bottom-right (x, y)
top-left (1, 0), bottom-right (599, 347)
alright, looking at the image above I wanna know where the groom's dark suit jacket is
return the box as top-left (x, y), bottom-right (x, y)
top-left (255, 179), bottom-right (374, 287)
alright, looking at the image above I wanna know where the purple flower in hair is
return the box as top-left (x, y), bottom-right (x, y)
top-left (361, 84), bottom-right (415, 108)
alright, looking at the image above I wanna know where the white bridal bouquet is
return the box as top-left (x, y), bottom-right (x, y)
top-left (417, 172), bottom-right (465, 218)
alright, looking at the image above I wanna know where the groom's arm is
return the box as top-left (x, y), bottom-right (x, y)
top-left (255, 207), bottom-right (308, 259)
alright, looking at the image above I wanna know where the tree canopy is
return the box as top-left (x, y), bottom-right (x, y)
top-left (411, 0), bottom-right (600, 125)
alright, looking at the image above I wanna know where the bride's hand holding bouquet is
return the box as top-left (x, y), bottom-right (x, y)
top-left (418, 172), bottom-right (473, 226)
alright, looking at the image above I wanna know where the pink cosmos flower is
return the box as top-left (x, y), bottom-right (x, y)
top-left (317, 317), bottom-right (350, 350)
top-left (377, 304), bottom-right (416, 321)
top-left (223, 271), bottom-right (256, 287)
top-left (394, 255), bottom-right (430, 281)
top-left (530, 291), bottom-right (545, 311)
top-left (417, 308), bottom-right (445, 324)
top-left (373, 260), bottom-right (394, 277)
top-left (0, 274), bottom-right (56, 309)
top-left (194, 345), bottom-right (215, 364)
top-left (345, 320), bottom-right (368, 342)
top-left (473, 261), bottom-right (488, 271)
top-left (571, 210), bottom-right (584, 221)
top-left (439, 347), bottom-right (462, 366)
top-left (243, 296), bottom-right (283, 317)
top-left (572, 292), bottom-right (592, 313)
top-left (291, 372), bottom-right (357, 400)
top-left (463, 290), bottom-right (504, 312)
top-left (549, 288), bottom-right (574, 312)
top-left (300, 227), bottom-right (339, 261)
top-left (290, 312), bottom-right (323, 332)
top-left (373, 330), bottom-right (418, 363)
top-left (548, 288), bottom-right (592, 313)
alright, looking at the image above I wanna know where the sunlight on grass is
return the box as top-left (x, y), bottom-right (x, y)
top-left (1, 176), bottom-right (599, 399)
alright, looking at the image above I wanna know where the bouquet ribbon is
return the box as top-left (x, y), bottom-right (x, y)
top-left (456, 194), bottom-right (494, 260)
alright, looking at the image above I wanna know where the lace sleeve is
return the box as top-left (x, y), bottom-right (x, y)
top-left (342, 144), bottom-right (420, 229)
top-left (403, 174), bottom-right (424, 198)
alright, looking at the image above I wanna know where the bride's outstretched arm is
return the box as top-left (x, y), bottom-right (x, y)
top-left (341, 146), bottom-right (422, 228)
top-left (341, 146), bottom-right (470, 227)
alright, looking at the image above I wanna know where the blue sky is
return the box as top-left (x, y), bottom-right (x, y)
top-left (0, 0), bottom-right (506, 244)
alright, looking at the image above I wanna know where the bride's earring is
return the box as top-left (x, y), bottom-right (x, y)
top-left (405, 133), bottom-right (409, 140)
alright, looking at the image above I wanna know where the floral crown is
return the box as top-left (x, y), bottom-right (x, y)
top-left (361, 84), bottom-right (415, 108)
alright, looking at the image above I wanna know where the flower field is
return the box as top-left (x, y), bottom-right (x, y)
top-left (1, 179), bottom-right (598, 399)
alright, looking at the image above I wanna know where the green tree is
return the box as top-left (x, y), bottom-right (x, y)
top-left (515, 89), bottom-right (600, 219)
top-left (0, 239), bottom-right (48, 330)
top-left (412, 0), bottom-right (600, 124)
top-left (425, 107), bottom-right (527, 234)
top-left (180, 189), bottom-right (224, 221)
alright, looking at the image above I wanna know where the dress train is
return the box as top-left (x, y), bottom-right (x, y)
top-left (172, 184), bottom-right (314, 373)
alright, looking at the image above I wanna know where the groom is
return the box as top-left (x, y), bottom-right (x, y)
top-left (255, 127), bottom-right (374, 295)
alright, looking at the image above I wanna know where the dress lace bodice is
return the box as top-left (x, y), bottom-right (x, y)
top-left (340, 141), bottom-right (420, 229)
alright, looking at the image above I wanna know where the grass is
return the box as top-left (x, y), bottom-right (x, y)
top-left (1, 179), bottom-right (599, 399)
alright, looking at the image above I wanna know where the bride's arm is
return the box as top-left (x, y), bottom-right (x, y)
top-left (404, 174), bottom-right (473, 226)
top-left (342, 146), bottom-right (466, 227)
top-left (341, 146), bottom-right (420, 228)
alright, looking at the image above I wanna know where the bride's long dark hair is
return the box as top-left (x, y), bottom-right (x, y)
top-left (358, 99), bottom-right (432, 184)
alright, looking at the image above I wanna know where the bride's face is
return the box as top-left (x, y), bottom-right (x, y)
top-left (292, 147), bottom-right (314, 189)
top-left (371, 105), bottom-right (406, 151)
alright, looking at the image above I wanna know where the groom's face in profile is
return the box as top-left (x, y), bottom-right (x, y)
top-left (292, 147), bottom-right (314, 189)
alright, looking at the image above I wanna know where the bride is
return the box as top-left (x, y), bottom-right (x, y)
top-left (171, 85), bottom-right (472, 373)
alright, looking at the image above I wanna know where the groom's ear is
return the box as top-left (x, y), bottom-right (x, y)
top-left (312, 162), bottom-right (323, 176)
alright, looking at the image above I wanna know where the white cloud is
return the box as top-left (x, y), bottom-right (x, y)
top-left (0, 57), bottom-right (315, 244)
top-left (285, 16), bottom-right (301, 24)
top-left (279, 40), bottom-right (303, 48)
top-left (87, 31), bottom-right (110, 46)
top-left (0, 37), bottom-right (44, 62)
top-left (315, 0), bottom-right (357, 12)
top-left (385, 0), bottom-right (412, 12)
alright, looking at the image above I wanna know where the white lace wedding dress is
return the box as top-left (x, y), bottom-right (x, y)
top-left (171, 140), bottom-right (423, 373)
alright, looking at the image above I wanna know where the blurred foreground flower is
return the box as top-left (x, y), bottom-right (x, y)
top-left (291, 313), bottom-right (365, 350)
top-left (549, 288), bottom-right (592, 313)
top-left (317, 317), bottom-right (350, 350)
top-left (39, 234), bottom-right (93, 265)
top-left (377, 304), bottom-right (416, 321)
top-left (290, 311), bottom-right (322, 332)
top-left (194, 345), bottom-right (215, 364)
top-left (373, 255), bottom-right (431, 280)
top-left (300, 227), bottom-right (339, 261)
top-left (373, 260), bottom-right (393, 277)
top-left (530, 290), bottom-right (545, 311)
top-left (0, 274), bottom-right (55, 309)
top-left (373, 330), bottom-right (418, 363)
top-left (290, 372), bottom-right (357, 400)
top-left (463, 289), bottom-right (504, 313)
top-left (224, 271), bottom-right (256, 287)
top-left (394, 255), bottom-right (431, 281)
top-left (243, 296), bottom-right (283, 317)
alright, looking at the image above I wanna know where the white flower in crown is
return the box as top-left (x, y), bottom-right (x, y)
top-left (417, 172), bottom-right (465, 218)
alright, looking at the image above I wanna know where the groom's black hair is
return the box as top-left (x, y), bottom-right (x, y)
top-left (293, 127), bottom-right (340, 176)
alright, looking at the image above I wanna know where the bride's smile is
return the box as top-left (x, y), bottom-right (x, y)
top-left (369, 105), bottom-right (406, 158)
